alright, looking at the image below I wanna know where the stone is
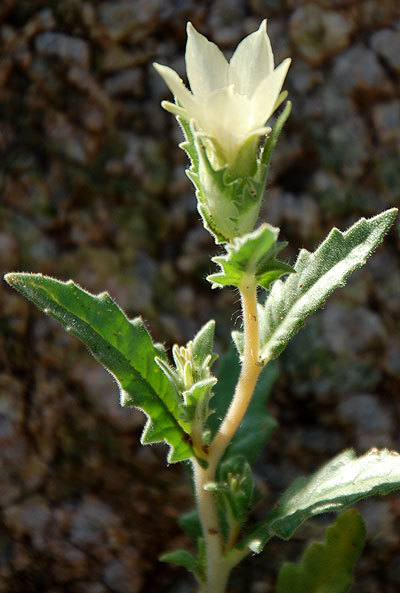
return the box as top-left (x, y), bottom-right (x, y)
top-left (104, 68), bottom-right (144, 98)
top-left (98, 0), bottom-right (161, 42)
top-left (35, 32), bottom-right (90, 69)
top-left (289, 4), bottom-right (352, 65)
top-left (370, 28), bottom-right (400, 74)
top-left (333, 43), bottom-right (392, 95)
top-left (249, 0), bottom-right (284, 15)
top-left (372, 100), bottom-right (400, 148)
top-left (103, 553), bottom-right (143, 593)
top-left (338, 394), bottom-right (394, 449)
top-left (323, 304), bottom-right (386, 356)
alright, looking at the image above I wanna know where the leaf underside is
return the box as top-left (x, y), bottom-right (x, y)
top-left (276, 509), bottom-right (366, 593)
top-left (4, 273), bottom-right (194, 463)
top-left (239, 447), bottom-right (400, 554)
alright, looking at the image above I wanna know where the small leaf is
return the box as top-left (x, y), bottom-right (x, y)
top-left (239, 447), bottom-right (400, 554)
top-left (179, 508), bottom-right (202, 543)
top-left (4, 273), bottom-right (194, 463)
top-left (192, 319), bottom-right (217, 368)
top-left (217, 455), bottom-right (255, 523)
top-left (160, 549), bottom-right (203, 582)
top-left (276, 510), bottom-right (366, 593)
top-left (258, 208), bottom-right (397, 361)
top-left (207, 224), bottom-right (294, 290)
top-left (207, 347), bottom-right (277, 464)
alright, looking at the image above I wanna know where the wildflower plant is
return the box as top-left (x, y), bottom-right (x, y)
top-left (4, 20), bottom-right (400, 593)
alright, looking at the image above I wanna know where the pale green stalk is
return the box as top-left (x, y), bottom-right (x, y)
top-left (192, 275), bottom-right (262, 593)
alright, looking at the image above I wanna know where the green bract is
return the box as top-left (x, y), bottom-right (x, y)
top-left (207, 223), bottom-right (294, 290)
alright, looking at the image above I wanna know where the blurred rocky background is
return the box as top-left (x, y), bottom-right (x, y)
top-left (1, 0), bottom-right (400, 592)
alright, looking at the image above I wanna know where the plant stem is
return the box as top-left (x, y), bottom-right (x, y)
top-left (192, 459), bottom-right (231, 593)
top-left (210, 276), bottom-right (262, 466)
top-left (192, 276), bottom-right (262, 592)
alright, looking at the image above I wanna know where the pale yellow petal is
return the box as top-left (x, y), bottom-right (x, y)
top-left (153, 62), bottom-right (196, 114)
top-left (251, 58), bottom-right (291, 126)
top-left (229, 20), bottom-right (274, 97)
top-left (185, 22), bottom-right (229, 96)
top-left (194, 87), bottom-right (254, 164)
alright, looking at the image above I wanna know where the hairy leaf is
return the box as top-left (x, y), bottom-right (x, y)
top-left (160, 549), bottom-right (203, 582)
top-left (207, 224), bottom-right (293, 290)
top-left (4, 273), bottom-right (194, 463)
top-left (276, 510), bottom-right (365, 593)
top-left (258, 208), bottom-right (397, 361)
top-left (239, 448), bottom-right (400, 553)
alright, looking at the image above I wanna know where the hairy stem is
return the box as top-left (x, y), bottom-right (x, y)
top-left (210, 276), bottom-right (262, 466)
top-left (193, 276), bottom-right (261, 592)
top-left (192, 459), bottom-right (231, 593)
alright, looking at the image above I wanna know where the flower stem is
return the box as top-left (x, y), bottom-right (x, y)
top-left (210, 275), bottom-right (262, 465)
top-left (192, 276), bottom-right (262, 593)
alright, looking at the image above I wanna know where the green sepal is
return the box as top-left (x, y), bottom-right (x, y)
top-left (207, 224), bottom-right (294, 290)
top-left (276, 509), bottom-right (366, 593)
top-left (237, 447), bottom-right (400, 554)
top-left (232, 209), bottom-right (397, 361)
top-left (4, 273), bottom-right (194, 463)
top-left (192, 319), bottom-right (218, 368)
top-left (258, 100), bottom-right (292, 186)
top-left (178, 116), bottom-right (265, 244)
top-left (208, 347), bottom-right (277, 464)
top-left (159, 548), bottom-right (205, 583)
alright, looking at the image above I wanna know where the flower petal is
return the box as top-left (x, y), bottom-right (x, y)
top-left (153, 62), bottom-right (196, 113)
top-left (185, 22), bottom-right (229, 96)
top-left (229, 20), bottom-right (274, 97)
top-left (251, 58), bottom-right (291, 126)
top-left (194, 87), bottom-right (254, 164)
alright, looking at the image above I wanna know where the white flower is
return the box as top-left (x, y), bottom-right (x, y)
top-left (154, 20), bottom-right (291, 172)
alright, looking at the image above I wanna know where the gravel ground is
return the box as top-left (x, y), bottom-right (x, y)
top-left (1, 1), bottom-right (400, 592)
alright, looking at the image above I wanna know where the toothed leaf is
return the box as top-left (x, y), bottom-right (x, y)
top-left (4, 273), bottom-right (194, 463)
top-left (276, 510), bottom-right (365, 593)
top-left (239, 448), bottom-right (400, 554)
top-left (231, 209), bottom-right (397, 362)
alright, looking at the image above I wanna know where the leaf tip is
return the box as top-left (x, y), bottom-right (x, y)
top-left (248, 538), bottom-right (263, 554)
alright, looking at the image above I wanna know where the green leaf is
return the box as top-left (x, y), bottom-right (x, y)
top-left (276, 509), bottom-right (366, 593)
top-left (258, 208), bottom-right (397, 361)
top-left (208, 347), bottom-right (277, 464)
top-left (239, 448), bottom-right (400, 554)
top-left (207, 224), bottom-right (294, 290)
top-left (4, 273), bottom-right (194, 463)
top-left (179, 508), bottom-right (202, 543)
top-left (216, 455), bottom-right (255, 524)
top-left (159, 549), bottom-right (204, 582)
